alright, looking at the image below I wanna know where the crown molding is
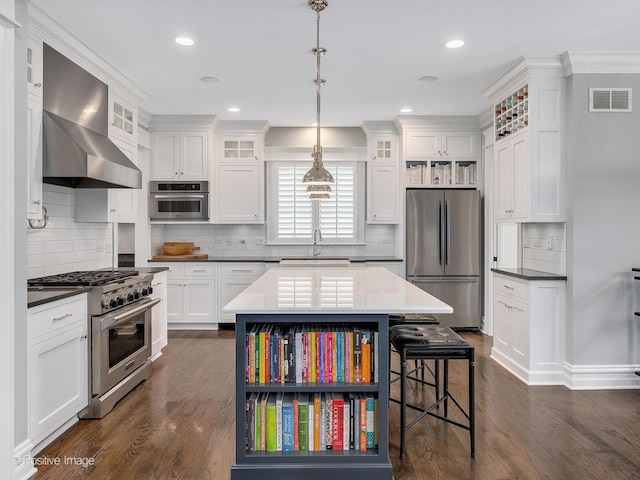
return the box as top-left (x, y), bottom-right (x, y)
top-left (393, 115), bottom-right (480, 131)
top-left (214, 120), bottom-right (271, 135)
top-left (561, 51), bottom-right (640, 76)
top-left (149, 114), bottom-right (218, 130)
top-left (483, 56), bottom-right (564, 101)
top-left (360, 121), bottom-right (398, 137)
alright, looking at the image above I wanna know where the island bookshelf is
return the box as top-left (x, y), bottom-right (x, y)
top-left (232, 313), bottom-right (392, 480)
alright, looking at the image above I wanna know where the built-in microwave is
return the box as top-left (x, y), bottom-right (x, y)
top-left (149, 181), bottom-right (209, 221)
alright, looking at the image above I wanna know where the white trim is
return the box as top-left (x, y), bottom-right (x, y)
top-left (265, 146), bottom-right (366, 162)
top-left (561, 51), bottom-right (640, 76)
top-left (482, 56), bottom-right (564, 102)
top-left (12, 440), bottom-right (36, 480)
top-left (148, 114), bottom-right (218, 131)
top-left (0, 10), bottom-right (20, 28)
top-left (394, 115), bottom-right (480, 130)
top-left (563, 363), bottom-right (640, 390)
top-left (0, 20), bottom-right (16, 480)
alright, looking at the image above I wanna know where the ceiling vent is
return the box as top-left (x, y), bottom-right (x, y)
top-left (589, 88), bottom-right (632, 112)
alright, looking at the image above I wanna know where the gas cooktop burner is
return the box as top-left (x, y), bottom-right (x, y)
top-left (28, 270), bottom-right (139, 287)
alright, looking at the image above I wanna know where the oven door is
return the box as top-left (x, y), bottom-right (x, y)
top-left (92, 298), bottom-right (160, 396)
top-left (149, 193), bottom-right (209, 220)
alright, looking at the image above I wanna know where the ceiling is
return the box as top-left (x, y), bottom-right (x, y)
top-left (31, 0), bottom-right (640, 127)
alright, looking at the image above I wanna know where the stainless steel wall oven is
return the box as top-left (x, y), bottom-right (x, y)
top-left (149, 181), bottom-right (209, 221)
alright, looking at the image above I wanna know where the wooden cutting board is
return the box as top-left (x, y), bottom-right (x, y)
top-left (152, 254), bottom-right (209, 260)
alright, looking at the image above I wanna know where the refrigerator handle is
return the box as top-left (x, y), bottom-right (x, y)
top-left (445, 200), bottom-right (451, 265)
top-left (438, 201), bottom-right (443, 265)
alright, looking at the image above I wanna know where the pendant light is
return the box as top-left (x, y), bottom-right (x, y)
top-left (302, 0), bottom-right (334, 192)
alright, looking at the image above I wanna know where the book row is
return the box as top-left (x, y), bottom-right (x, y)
top-left (245, 324), bottom-right (379, 385)
top-left (245, 392), bottom-right (378, 453)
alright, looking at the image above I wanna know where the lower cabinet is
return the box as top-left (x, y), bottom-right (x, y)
top-left (160, 263), bottom-right (218, 328)
top-left (150, 271), bottom-right (168, 359)
top-left (364, 261), bottom-right (403, 277)
top-left (218, 263), bottom-right (265, 323)
top-left (491, 273), bottom-right (566, 385)
top-left (28, 294), bottom-right (89, 450)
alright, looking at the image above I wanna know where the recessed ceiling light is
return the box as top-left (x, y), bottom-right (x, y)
top-left (445, 39), bottom-right (465, 49)
top-left (418, 74), bottom-right (440, 83)
top-left (200, 75), bottom-right (223, 84)
top-left (175, 36), bottom-right (195, 46)
top-left (227, 107), bottom-right (240, 112)
top-left (400, 108), bottom-right (413, 113)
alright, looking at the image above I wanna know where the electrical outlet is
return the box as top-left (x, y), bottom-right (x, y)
top-left (523, 237), bottom-right (530, 248)
top-left (105, 242), bottom-right (112, 254)
top-left (239, 238), bottom-right (247, 244)
top-left (381, 237), bottom-right (392, 245)
top-left (546, 234), bottom-right (553, 250)
top-left (532, 238), bottom-right (541, 248)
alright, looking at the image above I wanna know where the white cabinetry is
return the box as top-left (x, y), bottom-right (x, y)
top-left (365, 261), bottom-right (403, 276)
top-left (74, 137), bottom-right (138, 223)
top-left (363, 128), bottom-right (399, 224)
top-left (28, 294), bottom-right (88, 449)
top-left (159, 263), bottom-right (218, 329)
top-left (150, 271), bottom-right (168, 359)
top-left (150, 130), bottom-right (210, 180)
top-left (491, 272), bottom-right (566, 385)
top-left (214, 124), bottom-right (268, 224)
top-left (396, 118), bottom-right (480, 188)
top-left (108, 90), bottom-right (137, 146)
top-left (484, 58), bottom-right (566, 222)
top-left (218, 263), bottom-right (265, 323)
top-left (26, 35), bottom-right (43, 219)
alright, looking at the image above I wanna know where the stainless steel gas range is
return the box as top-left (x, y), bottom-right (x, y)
top-left (28, 270), bottom-right (160, 418)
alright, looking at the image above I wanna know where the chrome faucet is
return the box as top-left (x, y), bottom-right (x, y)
top-left (313, 228), bottom-right (322, 258)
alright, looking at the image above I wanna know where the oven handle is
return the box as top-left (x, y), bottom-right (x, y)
top-left (152, 194), bottom-right (205, 199)
top-left (99, 298), bottom-right (161, 331)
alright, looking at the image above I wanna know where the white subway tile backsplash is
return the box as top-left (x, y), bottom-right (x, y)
top-left (44, 240), bottom-right (75, 254)
top-left (522, 223), bottom-right (566, 275)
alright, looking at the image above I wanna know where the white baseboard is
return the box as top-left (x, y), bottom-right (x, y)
top-left (490, 349), bottom-right (565, 386)
top-left (13, 439), bottom-right (36, 480)
top-left (563, 363), bottom-right (640, 390)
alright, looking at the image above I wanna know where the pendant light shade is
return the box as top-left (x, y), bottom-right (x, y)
top-left (302, 0), bottom-right (334, 190)
top-left (306, 184), bottom-right (331, 193)
top-left (310, 193), bottom-right (331, 201)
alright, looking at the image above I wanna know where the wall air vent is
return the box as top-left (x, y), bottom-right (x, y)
top-left (589, 88), bottom-right (632, 112)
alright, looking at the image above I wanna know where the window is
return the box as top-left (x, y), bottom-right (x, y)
top-left (267, 161), bottom-right (363, 244)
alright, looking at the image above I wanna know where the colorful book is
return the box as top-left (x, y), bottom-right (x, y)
top-left (293, 393), bottom-right (299, 451)
top-left (298, 393), bottom-right (310, 452)
top-left (353, 328), bottom-right (362, 383)
top-left (319, 329), bottom-right (325, 383)
top-left (348, 393), bottom-right (355, 450)
top-left (361, 330), bottom-right (371, 383)
top-left (343, 392), bottom-right (350, 450)
top-left (319, 392), bottom-right (326, 451)
top-left (336, 330), bottom-right (343, 383)
top-left (265, 393), bottom-right (277, 452)
top-left (282, 393), bottom-right (294, 452)
top-left (260, 392), bottom-right (267, 451)
top-left (331, 393), bottom-right (344, 450)
top-left (295, 326), bottom-right (302, 384)
top-left (313, 392), bottom-right (321, 451)
top-left (246, 392), bottom-right (257, 452)
top-left (308, 398), bottom-right (314, 451)
top-left (353, 392), bottom-right (360, 451)
top-left (276, 391), bottom-right (284, 451)
top-left (331, 329), bottom-right (338, 383)
top-left (248, 325), bottom-right (257, 384)
top-left (264, 325), bottom-right (271, 384)
top-left (325, 393), bottom-right (333, 450)
top-left (373, 331), bottom-right (379, 383)
top-left (310, 330), bottom-right (317, 383)
top-left (365, 393), bottom-right (375, 449)
top-left (258, 325), bottom-right (266, 384)
top-left (359, 393), bottom-right (366, 452)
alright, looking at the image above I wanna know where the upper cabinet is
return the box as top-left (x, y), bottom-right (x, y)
top-left (362, 123), bottom-right (399, 224)
top-left (149, 116), bottom-right (216, 181)
top-left (108, 90), bottom-right (137, 146)
top-left (26, 35), bottom-right (43, 219)
top-left (213, 122), bottom-right (269, 224)
top-left (395, 117), bottom-right (481, 188)
top-left (484, 57), bottom-right (566, 222)
top-left (27, 35), bottom-right (43, 99)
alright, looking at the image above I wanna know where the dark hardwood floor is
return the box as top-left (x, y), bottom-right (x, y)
top-left (32, 330), bottom-right (640, 480)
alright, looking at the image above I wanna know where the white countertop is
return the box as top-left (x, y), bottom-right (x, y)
top-left (223, 267), bottom-right (453, 315)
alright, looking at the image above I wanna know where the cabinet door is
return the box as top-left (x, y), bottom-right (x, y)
top-left (372, 136), bottom-right (396, 163)
top-left (219, 277), bottom-right (256, 323)
top-left (150, 272), bottom-right (168, 357)
top-left (494, 140), bottom-right (513, 220)
top-left (27, 35), bottom-right (43, 99)
top-left (151, 131), bottom-right (180, 180)
top-left (26, 95), bottom-right (43, 219)
top-left (511, 134), bottom-right (529, 219)
top-left (180, 131), bottom-right (209, 179)
top-left (166, 279), bottom-right (183, 323)
top-left (510, 298), bottom-right (529, 366)
top-left (183, 280), bottom-right (216, 323)
top-left (441, 131), bottom-right (476, 158)
top-left (404, 131), bottom-right (440, 158)
top-left (493, 294), bottom-right (512, 354)
top-left (107, 139), bottom-right (138, 222)
top-left (109, 91), bottom-right (137, 145)
top-left (369, 164), bottom-right (397, 223)
top-left (216, 165), bottom-right (263, 223)
top-left (219, 136), bottom-right (259, 163)
top-left (29, 324), bottom-right (88, 444)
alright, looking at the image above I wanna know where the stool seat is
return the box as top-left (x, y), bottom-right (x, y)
top-left (389, 314), bottom-right (438, 327)
top-left (391, 324), bottom-right (470, 352)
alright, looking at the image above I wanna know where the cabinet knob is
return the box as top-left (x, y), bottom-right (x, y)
top-left (373, 156), bottom-right (377, 161)
top-left (81, 334), bottom-right (88, 340)
top-left (175, 172), bottom-right (178, 176)
top-left (180, 172), bottom-right (184, 175)
top-left (438, 150), bottom-right (442, 155)
top-left (254, 214), bottom-right (258, 219)
top-left (110, 209), bottom-right (116, 212)
top-left (254, 156), bottom-right (258, 161)
top-left (34, 200), bottom-right (41, 205)
top-left (442, 150), bottom-right (447, 155)
top-left (34, 82), bottom-right (42, 88)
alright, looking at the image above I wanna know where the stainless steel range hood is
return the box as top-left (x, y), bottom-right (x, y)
top-left (42, 44), bottom-right (141, 189)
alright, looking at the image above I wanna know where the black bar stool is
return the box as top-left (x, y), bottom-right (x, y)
top-left (389, 324), bottom-right (475, 459)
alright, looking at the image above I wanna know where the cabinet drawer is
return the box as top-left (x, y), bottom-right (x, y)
top-left (184, 263), bottom-right (217, 277)
top-left (219, 263), bottom-right (264, 277)
top-left (494, 274), bottom-right (528, 301)
top-left (155, 263), bottom-right (184, 278)
top-left (29, 294), bottom-right (88, 342)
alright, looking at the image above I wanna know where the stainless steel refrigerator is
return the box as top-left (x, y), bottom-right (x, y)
top-left (406, 189), bottom-right (481, 329)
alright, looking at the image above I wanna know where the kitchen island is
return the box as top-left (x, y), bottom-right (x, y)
top-left (223, 267), bottom-right (452, 480)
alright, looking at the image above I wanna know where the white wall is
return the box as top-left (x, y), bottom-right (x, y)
top-left (26, 185), bottom-right (114, 278)
top-left (565, 73), bottom-right (640, 371)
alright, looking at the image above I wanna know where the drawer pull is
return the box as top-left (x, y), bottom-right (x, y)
top-left (192, 269), bottom-right (207, 273)
top-left (53, 313), bottom-right (72, 322)
top-left (153, 282), bottom-right (163, 287)
top-left (231, 269), bottom-right (252, 273)
top-left (503, 285), bottom-right (514, 290)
